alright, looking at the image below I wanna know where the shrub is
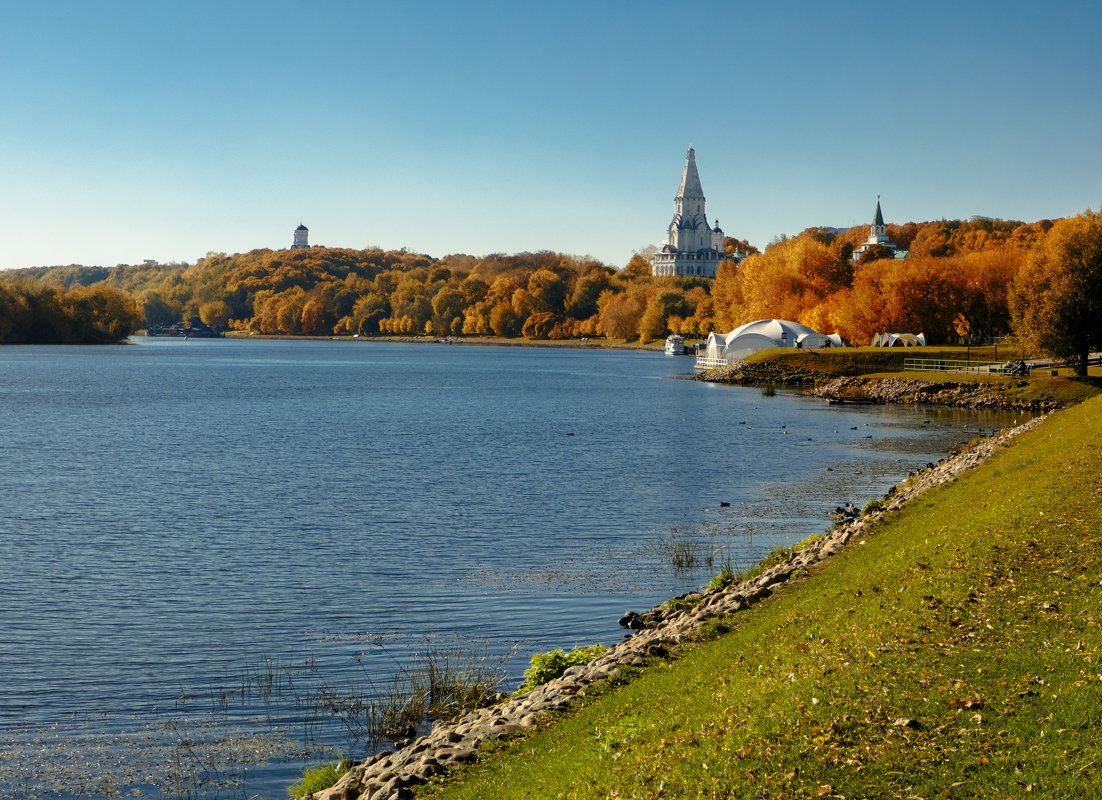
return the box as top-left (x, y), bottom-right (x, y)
top-left (517, 644), bottom-right (606, 694)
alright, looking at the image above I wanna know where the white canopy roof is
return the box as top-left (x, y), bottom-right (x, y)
top-left (705, 318), bottom-right (836, 360)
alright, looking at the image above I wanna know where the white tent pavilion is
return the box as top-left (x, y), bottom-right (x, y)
top-left (698, 318), bottom-right (836, 367)
top-left (871, 332), bottom-right (926, 347)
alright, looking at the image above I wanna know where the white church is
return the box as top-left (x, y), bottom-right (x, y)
top-left (650, 147), bottom-right (728, 277)
top-left (850, 197), bottom-right (901, 262)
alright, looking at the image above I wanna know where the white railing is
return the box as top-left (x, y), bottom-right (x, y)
top-left (694, 356), bottom-right (729, 370)
top-left (903, 358), bottom-right (1016, 375)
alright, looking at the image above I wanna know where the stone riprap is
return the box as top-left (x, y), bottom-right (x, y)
top-left (694, 359), bottom-right (830, 385)
top-left (806, 375), bottom-right (1061, 410)
top-left (305, 414), bottom-right (1049, 800)
top-left (697, 361), bottom-right (1060, 412)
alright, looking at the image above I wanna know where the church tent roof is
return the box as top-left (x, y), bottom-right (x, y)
top-left (677, 147), bottom-right (705, 199)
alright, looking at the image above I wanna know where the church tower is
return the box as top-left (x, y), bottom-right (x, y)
top-left (651, 147), bottom-right (727, 277)
top-left (291, 224), bottom-right (310, 250)
top-left (851, 197), bottom-right (898, 262)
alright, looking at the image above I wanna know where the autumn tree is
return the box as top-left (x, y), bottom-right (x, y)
top-left (0, 283), bottom-right (33, 342)
top-left (567, 269), bottom-right (611, 318)
top-left (61, 285), bottom-right (144, 342)
top-left (522, 311), bottom-right (557, 339)
top-left (138, 290), bottom-right (180, 327)
top-left (489, 302), bottom-right (522, 337)
top-left (431, 286), bottom-right (466, 335)
top-left (1010, 209), bottom-right (1102, 375)
top-left (527, 269), bottom-right (567, 315)
top-left (638, 290), bottom-right (692, 343)
top-left (621, 254), bottom-right (653, 280)
top-left (199, 300), bottom-right (232, 329)
top-left (299, 298), bottom-right (332, 335)
top-left (597, 289), bottom-right (645, 340)
top-left (856, 244), bottom-right (897, 265)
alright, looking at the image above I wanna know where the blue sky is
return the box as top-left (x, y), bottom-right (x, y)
top-left (2, 0), bottom-right (1099, 270)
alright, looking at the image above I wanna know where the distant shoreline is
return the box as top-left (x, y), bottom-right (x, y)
top-left (219, 331), bottom-right (671, 353)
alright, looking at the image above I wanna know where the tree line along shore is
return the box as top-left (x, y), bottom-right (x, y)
top-left (301, 393), bottom-right (1101, 800)
top-left (2, 210), bottom-right (1099, 375)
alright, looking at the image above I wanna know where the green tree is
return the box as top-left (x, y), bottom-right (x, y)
top-left (1010, 209), bottom-right (1102, 375)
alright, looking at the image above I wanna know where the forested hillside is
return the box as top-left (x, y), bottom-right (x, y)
top-left (2, 215), bottom-right (1064, 346)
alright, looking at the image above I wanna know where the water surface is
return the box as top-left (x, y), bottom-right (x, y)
top-left (0, 339), bottom-right (1026, 798)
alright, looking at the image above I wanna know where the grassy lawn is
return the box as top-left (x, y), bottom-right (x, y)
top-left (740, 348), bottom-right (1102, 407)
top-left (417, 396), bottom-right (1102, 799)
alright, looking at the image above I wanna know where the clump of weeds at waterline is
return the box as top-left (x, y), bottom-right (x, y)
top-left (862, 498), bottom-right (885, 516)
top-left (307, 640), bottom-right (511, 743)
top-left (706, 549), bottom-right (737, 591)
top-left (658, 533), bottom-right (709, 574)
top-left (516, 645), bottom-right (606, 694)
top-left (289, 759), bottom-right (354, 798)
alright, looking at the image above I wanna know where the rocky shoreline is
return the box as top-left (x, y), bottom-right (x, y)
top-left (696, 360), bottom-right (1063, 412)
top-left (306, 413), bottom-right (1051, 800)
top-left (805, 376), bottom-right (1062, 411)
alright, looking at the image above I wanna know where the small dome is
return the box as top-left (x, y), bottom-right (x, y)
top-left (296, 224), bottom-right (308, 231)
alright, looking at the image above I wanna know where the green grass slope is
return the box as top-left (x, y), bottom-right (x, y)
top-left (418, 397), bottom-right (1102, 799)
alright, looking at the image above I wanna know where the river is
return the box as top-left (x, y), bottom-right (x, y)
top-left (0, 338), bottom-right (1028, 799)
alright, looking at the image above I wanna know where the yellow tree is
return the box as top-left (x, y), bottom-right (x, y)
top-left (597, 289), bottom-right (645, 340)
top-left (61, 285), bottom-right (143, 342)
top-left (199, 300), bottom-right (232, 329)
top-left (1011, 209), bottom-right (1102, 375)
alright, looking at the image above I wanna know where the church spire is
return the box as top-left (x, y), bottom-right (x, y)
top-left (873, 195), bottom-right (885, 228)
top-left (676, 146), bottom-right (705, 199)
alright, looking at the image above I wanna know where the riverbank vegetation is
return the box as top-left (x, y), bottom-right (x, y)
top-left (414, 395), bottom-right (1102, 799)
top-left (0, 280), bottom-right (141, 343)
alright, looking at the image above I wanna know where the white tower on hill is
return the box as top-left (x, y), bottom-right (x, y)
top-left (291, 224), bottom-right (310, 250)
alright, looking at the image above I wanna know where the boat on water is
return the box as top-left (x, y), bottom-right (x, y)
top-left (146, 316), bottom-right (222, 338)
top-left (664, 334), bottom-right (686, 355)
